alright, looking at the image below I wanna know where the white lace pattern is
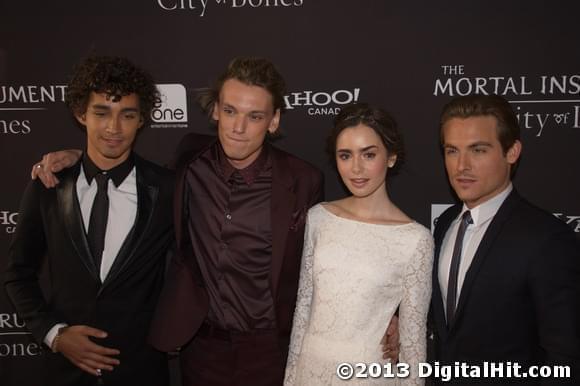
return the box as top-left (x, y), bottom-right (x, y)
top-left (284, 204), bottom-right (434, 385)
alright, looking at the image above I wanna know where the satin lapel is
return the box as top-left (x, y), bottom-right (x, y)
top-left (270, 150), bottom-right (296, 302)
top-left (101, 167), bottom-right (158, 289)
top-left (449, 191), bottom-right (519, 331)
top-left (432, 204), bottom-right (461, 341)
top-left (57, 162), bottom-right (100, 283)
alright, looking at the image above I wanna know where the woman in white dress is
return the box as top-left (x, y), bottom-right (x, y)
top-left (284, 103), bottom-right (433, 385)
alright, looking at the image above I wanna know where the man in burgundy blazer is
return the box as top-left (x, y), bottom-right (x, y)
top-left (149, 57), bottom-right (323, 386)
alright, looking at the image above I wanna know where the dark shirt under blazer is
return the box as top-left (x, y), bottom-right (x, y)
top-left (186, 143), bottom-right (276, 331)
top-left (3, 154), bottom-right (174, 386)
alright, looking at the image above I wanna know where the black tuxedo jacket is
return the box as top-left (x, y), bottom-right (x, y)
top-left (3, 154), bottom-right (174, 386)
top-left (149, 133), bottom-right (324, 357)
top-left (430, 190), bottom-right (580, 385)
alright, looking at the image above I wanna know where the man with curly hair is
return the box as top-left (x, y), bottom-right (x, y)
top-left (3, 55), bottom-right (173, 386)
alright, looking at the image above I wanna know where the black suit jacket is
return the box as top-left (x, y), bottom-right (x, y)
top-left (3, 154), bottom-right (174, 386)
top-left (430, 190), bottom-right (580, 385)
top-left (149, 133), bottom-right (324, 358)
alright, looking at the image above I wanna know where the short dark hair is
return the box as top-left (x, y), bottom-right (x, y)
top-left (65, 55), bottom-right (159, 126)
top-left (198, 56), bottom-right (286, 120)
top-left (328, 102), bottom-right (405, 174)
top-left (439, 94), bottom-right (520, 154)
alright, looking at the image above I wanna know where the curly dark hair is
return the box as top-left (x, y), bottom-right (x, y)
top-left (327, 102), bottom-right (405, 174)
top-left (65, 55), bottom-right (159, 126)
top-left (197, 56), bottom-right (287, 121)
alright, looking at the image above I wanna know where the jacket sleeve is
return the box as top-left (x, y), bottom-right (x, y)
top-left (530, 223), bottom-right (580, 385)
top-left (3, 180), bottom-right (60, 346)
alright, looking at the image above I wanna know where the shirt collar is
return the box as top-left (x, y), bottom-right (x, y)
top-left (215, 143), bottom-right (270, 186)
top-left (82, 152), bottom-right (135, 187)
top-left (459, 183), bottom-right (513, 227)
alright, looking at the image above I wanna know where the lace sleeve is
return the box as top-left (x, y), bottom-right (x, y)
top-left (398, 231), bottom-right (434, 385)
top-left (284, 212), bottom-right (316, 385)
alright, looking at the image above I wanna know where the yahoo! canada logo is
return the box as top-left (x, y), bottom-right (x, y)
top-left (284, 88), bottom-right (361, 116)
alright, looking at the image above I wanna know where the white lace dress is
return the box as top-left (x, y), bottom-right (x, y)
top-left (284, 204), bottom-right (433, 385)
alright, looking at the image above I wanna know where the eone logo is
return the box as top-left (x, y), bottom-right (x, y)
top-left (0, 211), bottom-right (18, 234)
top-left (284, 88), bottom-right (360, 115)
top-left (151, 84), bottom-right (188, 128)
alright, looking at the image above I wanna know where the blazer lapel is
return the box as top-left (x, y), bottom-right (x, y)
top-left (57, 162), bottom-right (101, 283)
top-left (449, 191), bottom-right (519, 331)
top-left (432, 204), bottom-right (461, 340)
top-left (101, 157), bottom-right (159, 288)
top-left (269, 148), bottom-right (296, 302)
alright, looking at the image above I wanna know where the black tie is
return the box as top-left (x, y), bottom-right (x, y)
top-left (446, 210), bottom-right (473, 326)
top-left (88, 172), bottom-right (109, 273)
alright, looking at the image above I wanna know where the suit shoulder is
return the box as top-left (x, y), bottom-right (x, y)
top-left (134, 155), bottom-right (175, 181)
top-left (511, 196), bottom-right (571, 234)
top-left (172, 132), bottom-right (216, 169)
top-left (22, 178), bottom-right (52, 197)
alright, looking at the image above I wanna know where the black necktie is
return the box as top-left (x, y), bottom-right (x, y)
top-left (88, 172), bottom-right (109, 274)
top-left (446, 210), bottom-right (473, 326)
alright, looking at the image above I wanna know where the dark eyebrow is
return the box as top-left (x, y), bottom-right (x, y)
top-left (91, 104), bottom-right (111, 110)
top-left (90, 105), bottom-right (139, 113)
top-left (360, 145), bottom-right (378, 152)
top-left (120, 107), bottom-right (140, 113)
top-left (336, 145), bottom-right (378, 153)
top-left (468, 141), bottom-right (492, 148)
top-left (222, 103), bottom-right (268, 115)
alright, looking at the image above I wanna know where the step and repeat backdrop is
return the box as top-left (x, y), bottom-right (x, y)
top-left (1, 1), bottom-right (579, 384)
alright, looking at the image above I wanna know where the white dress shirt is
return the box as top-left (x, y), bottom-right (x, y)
top-left (76, 166), bottom-right (138, 281)
top-left (438, 184), bottom-right (512, 318)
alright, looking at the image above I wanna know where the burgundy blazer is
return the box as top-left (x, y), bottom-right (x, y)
top-left (149, 133), bottom-right (323, 355)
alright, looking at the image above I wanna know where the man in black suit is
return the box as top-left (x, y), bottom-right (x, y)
top-left (430, 94), bottom-right (580, 384)
top-left (3, 56), bottom-right (173, 386)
